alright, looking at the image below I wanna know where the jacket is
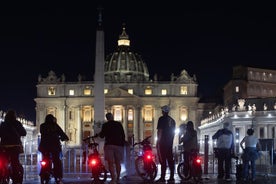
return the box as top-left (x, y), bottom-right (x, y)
top-left (0, 120), bottom-right (26, 145)
top-left (39, 122), bottom-right (69, 153)
top-left (212, 128), bottom-right (234, 151)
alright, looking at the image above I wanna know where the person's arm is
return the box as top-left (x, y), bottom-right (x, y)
top-left (157, 129), bottom-right (162, 144)
top-left (195, 131), bottom-right (199, 151)
top-left (98, 123), bottom-right (105, 138)
top-left (16, 121), bottom-right (27, 136)
top-left (230, 132), bottom-right (235, 154)
top-left (212, 129), bottom-right (221, 139)
top-left (240, 137), bottom-right (245, 150)
top-left (57, 125), bottom-right (69, 141)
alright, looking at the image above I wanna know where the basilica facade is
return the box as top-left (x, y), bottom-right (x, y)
top-left (34, 25), bottom-right (200, 148)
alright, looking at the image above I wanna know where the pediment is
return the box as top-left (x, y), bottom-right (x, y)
top-left (105, 88), bottom-right (138, 98)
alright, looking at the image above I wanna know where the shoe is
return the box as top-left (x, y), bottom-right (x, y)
top-left (167, 177), bottom-right (175, 182)
top-left (225, 177), bottom-right (232, 182)
top-left (155, 178), bottom-right (166, 183)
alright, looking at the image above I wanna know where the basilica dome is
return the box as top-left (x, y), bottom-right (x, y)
top-left (104, 26), bottom-right (150, 83)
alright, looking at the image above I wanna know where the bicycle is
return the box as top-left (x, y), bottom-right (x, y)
top-left (39, 152), bottom-right (64, 184)
top-left (177, 149), bottom-right (203, 183)
top-left (0, 145), bottom-right (24, 184)
top-left (133, 136), bottom-right (157, 182)
top-left (83, 135), bottom-right (108, 183)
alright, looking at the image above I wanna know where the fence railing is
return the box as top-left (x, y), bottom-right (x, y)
top-left (20, 142), bottom-right (276, 180)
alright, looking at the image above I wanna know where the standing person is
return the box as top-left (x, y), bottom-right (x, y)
top-left (0, 109), bottom-right (27, 184)
top-left (180, 121), bottom-right (198, 177)
top-left (98, 112), bottom-right (126, 184)
top-left (156, 105), bottom-right (176, 183)
top-left (240, 128), bottom-right (261, 182)
top-left (38, 114), bottom-right (69, 184)
top-left (212, 122), bottom-right (234, 181)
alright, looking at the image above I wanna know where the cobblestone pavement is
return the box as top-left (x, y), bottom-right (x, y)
top-left (23, 164), bottom-right (276, 184)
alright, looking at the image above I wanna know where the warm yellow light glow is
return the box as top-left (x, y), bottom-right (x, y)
top-left (48, 87), bottom-right (56, 95)
top-left (84, 89), bottom-right (91, 95)
top-left (118, 39), bottom-right (130, 46)
top-left (145, 89), bottom-right (152, 95)
top-left (114, 107), bottom-right (122, 121)
top-left (144, 106), bottom-right (153, 121)
top-left (128, 89), bottom-right (133, 94)
top-left (180, 86), bottom-right (187, 95)
top-left (161, 89), bottom-right (167, 95)
top-left (128, 109), bottom-right (133, 121)
top-left (180, 107), bottom-right (188, 121)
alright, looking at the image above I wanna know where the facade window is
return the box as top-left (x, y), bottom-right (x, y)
top-left (180, 86), bottom-right (188, 95)
top-left (145, 88), bottom-right (152, 95)
top-left (104, 89), bottom-right (108, 94)
top-left (260, 127), bottom-right (264, 139)
top-left (84, 89), bottom-right (91, 95)
top-left (69, 111), bottom-right (73, 120)
top-left (161, 89), bottom-right (167, 95)
top-left (82, 106), bottom-right (92, 122)
top-left (180, 107), bottom-right (188, 121)
top-left (128, 89), bottom-right (133, 94)
top-left (235, 86), bottom-right (239, 92)
top-left (144, 106), bottom-right (153, 121)
top-left (272, 127), bottom-right (276, 138)
top-left (128, 109), bottom-right (133, 121)
top-left (114, 107), bottom-right (122, 121)
top-left (69, 89), bottom-right (74, 96)
top-left (48, 87), bottom-right (56, 96)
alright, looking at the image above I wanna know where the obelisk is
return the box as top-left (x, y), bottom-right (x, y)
top-left (93, 6), bottom-right (105, 134)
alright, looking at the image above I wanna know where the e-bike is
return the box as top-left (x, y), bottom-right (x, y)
top-left (177, 149), bottom-right (202, 183)
top-left (133, 136), bottom-right (157, 182)
top-left (83, 135), bottom-right (108, 183)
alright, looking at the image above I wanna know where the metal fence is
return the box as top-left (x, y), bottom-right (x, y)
top-left (20, 140), bottom-right (276, 180)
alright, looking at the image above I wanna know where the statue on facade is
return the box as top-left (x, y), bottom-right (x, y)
top-left (264, 103), bottom-right (267, 111)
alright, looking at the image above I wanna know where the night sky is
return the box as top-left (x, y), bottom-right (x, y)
top-left (0, 1), bottom-right (275, 122)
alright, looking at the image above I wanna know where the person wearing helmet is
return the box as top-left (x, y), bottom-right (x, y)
top-left (156, 105), bottom-right (176, 183)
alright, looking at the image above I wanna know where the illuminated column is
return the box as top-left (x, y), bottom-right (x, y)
top-left (134, 106), bottom-right (140, 142)
top-left (153, 105), bottom-right (158, 145)
top-left (123, 106), bottom-right (128, 137)
top-left (139, 107), bottom-right (144, 141)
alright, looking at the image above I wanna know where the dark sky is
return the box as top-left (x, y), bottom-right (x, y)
top-left (0, 1), bottom-right (275, 122)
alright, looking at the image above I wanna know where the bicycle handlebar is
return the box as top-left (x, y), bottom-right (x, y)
top-left (82, 134), bottom-right (99, 142)
top-left (133, 136), bottom-right (152, 147)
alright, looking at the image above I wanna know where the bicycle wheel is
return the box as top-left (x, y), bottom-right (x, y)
top-left (177, 162), bottom-right (191, 181)
top-left (0, 167), bottom-right (10, 184)
top-left (145, 161), bottom-right (157, 182)
top-left (191, 163), bottom-right (202, 182)
top-left (40, 173), bottom-right (50, 184)
top-left (135, 157), bottom-right (146, 178)
top-left (98, 165), bottom-right (108, 182)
